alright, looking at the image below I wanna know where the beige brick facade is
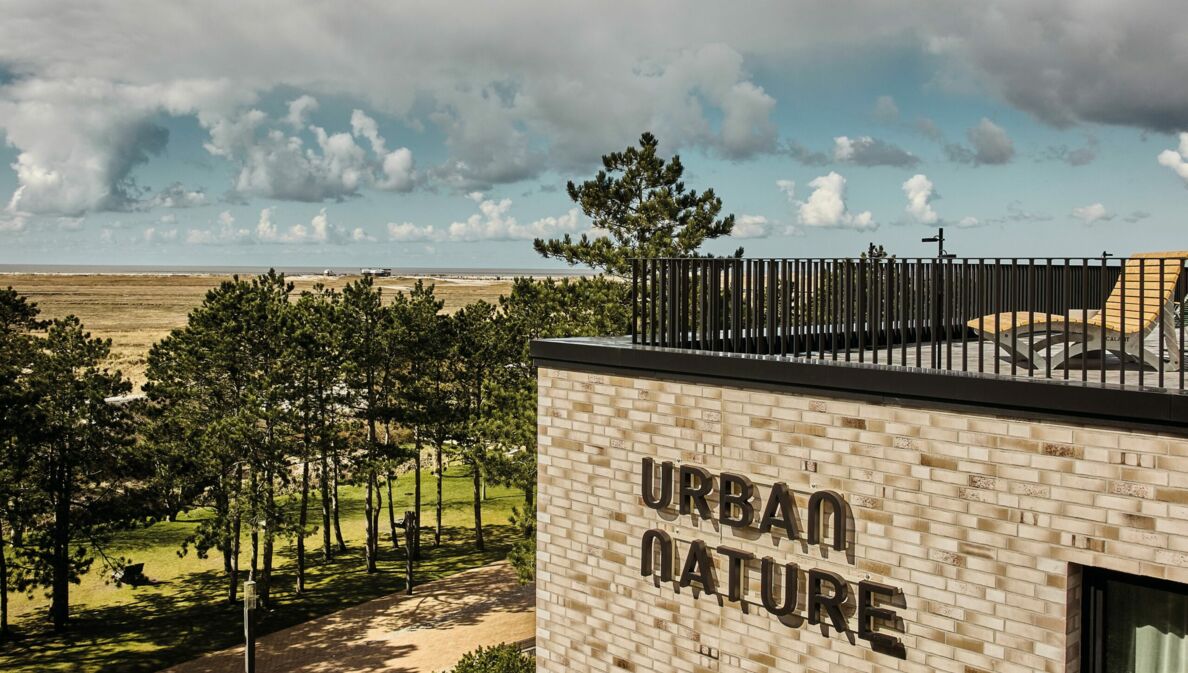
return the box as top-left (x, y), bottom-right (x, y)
top-left (535, 366), bottom-right (1188, 673)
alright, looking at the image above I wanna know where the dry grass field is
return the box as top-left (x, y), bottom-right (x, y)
top-left (1, 273), bottom-right (514, 389)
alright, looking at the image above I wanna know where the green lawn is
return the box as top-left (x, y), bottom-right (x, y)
top-left (0, 465), bottom-right (525, 673)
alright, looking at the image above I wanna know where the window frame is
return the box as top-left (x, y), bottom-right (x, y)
top-left (1080, 565), bottom-right (1188, 673)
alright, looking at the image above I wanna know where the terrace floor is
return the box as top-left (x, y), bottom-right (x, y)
top-left (792, 327), bottom-right (1186, 391)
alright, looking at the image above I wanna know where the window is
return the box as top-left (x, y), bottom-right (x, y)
top-left (1082, 566), bottom-right (1188, 673)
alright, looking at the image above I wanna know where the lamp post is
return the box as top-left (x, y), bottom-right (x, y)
top-left (921, 228), bottom-right (955, 258)
top-left (244, 580), bottom-right (257, 673)
top-left (921, 228), bottom-right (955, 367)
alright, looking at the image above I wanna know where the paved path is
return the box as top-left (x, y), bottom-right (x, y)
top-left (161, 562), bottom-right (535, 673)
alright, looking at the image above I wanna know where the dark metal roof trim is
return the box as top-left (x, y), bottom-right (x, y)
top-left (532, 337), bottom-right (1188, 435)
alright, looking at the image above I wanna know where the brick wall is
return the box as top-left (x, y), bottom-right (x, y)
top-left (535, 366), bottom-right (1188, 673)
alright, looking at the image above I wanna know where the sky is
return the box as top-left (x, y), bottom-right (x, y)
top-left (2, 1), bottom-right (1188, 268)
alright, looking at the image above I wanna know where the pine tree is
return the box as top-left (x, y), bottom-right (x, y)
top-left (144, 271), bottom-right (295, 606)
top-left (450, 301), bottom-right (501, 552)
top-left (533, 132), bottom-right (740, 277)
top-left (0, 288), bottom-right (43, 637)
top-left (341, 276), bottom-right (391, 573)
top-left (480, 277), bottom-right (629, 583)
top-left (289, 284), bottom-right (347, 592)
top-left (390, 281), bottom-right (450, 554)
top-left (17, 316), bottom-right (136, 630)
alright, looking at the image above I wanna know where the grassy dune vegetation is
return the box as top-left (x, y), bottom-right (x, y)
top-left (2, 273), bottom-right (513, 389)
top-left (0, 465), bottom-right (522, 673)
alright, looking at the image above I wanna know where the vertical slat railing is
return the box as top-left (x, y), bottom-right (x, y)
top-left (629, 256), bottom-right (1183, 392)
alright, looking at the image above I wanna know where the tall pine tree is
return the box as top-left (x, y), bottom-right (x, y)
top-left (533, 132), bottom-right (740, 277)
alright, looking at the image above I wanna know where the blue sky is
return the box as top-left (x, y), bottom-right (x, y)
top-left (1, 1), bottom-right (1187, 268)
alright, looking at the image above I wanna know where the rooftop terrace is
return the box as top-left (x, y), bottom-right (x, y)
top-left (533, 255), bottom-right (1188, 433)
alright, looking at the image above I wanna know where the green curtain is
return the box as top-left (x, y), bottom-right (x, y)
top-left (1106, 579), bottom-right (1188, 673)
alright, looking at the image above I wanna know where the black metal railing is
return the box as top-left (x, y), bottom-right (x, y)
top-left (630, 257), bottom-right (1188, 392)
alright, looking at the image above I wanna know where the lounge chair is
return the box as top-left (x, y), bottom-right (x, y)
top-left (968, 251), bottom-right (1186, 372)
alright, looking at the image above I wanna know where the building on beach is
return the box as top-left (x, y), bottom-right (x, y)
top-left (533, 255), bottom-right (1188, 673)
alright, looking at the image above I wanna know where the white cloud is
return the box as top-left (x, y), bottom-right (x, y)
top-left (956, 216), bottom-right (980, 228)
top-left (796, 172), bottom-right (875, 231)
top-left (447, 199), bottom-right (582, 241)
top-left (206, 110), bottom-right (364, 201)
top-left (0, 77), bottom-right (248, 216)
top-left (350, 109), bottom-right (416, 191)
top-left (968, 119), bottom-right (1014, 164)
top-left (902, 174), bottom-right (939, 225)
top-left (0, 9), bottom-right (789, 205)
top-left (776, 179), bottom-right (795, 201)
top-left (143, 226), bottom-right (178, 242)
top-left (199, 103), bottom-right (418, 202)
top-left (833, 136), bottom-right (919, 167)
top-left (7, 1), bottom-right (1188, 222)
top-left (717, 81), bottom-right (778, 159)
top-left (187, 210), bottom-right (250, 244)
top-left (285, 95), bottom-right (318, 129)
top-left (256, 207), bottom-right (339, 243)
top-left (254, 207), bottom-right (278, 240)
top-left (55, 216), bottom-right (84, 230)
top-left (947, 118), bottom-right (1014, 165)
top-left (387, 221), bottom-right (439, 242)
top-left (731, 214), bottom-right (770, 239)
top-left (0, 211), bottom-right (27, 232)
top-left (921, 5), bottom-right (1188, 132)
top-left (1157, 133), bottom-right (1188, 185)
top-left (148, 182), bottom-right (208, 208)
top-left (1071, 202), bottom-right (1113, 224)
top-left (187, 207), bottom-right (356, 244)
top-left (1042, 135), bottom-right (1098, 166)
top-left (388, 196), bottom-right (587, 242)
top-left (1, 190), bottom-right (29, 232)
top-left (872, 95), bottom-right (899, 122)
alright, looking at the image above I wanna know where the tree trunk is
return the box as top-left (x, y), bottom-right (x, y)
top-left (364, 468), bottom-right (377, 574)
top-left (230, 512), bottom-right (241, 604)
top-left (297, 459), bottom-right (310, 594)
top-left (50, 460), bottom-right (72, 631)
top-left (387, 473), bottom-right (399, 550)
top-left (414, 447), bottom-right (422, 560)
top-left (250, 468), bottom-right (259, 583)
top-left (215, 482), bottom-right (233, 600)
top-left (0, 515), bottom-right (9, 638)
top-left (261, 472), bottom-right (275, 607)
top-left (320, 447), bottom-right (332, 561)
top-left (332, 457), bottom-right (346, 552)
top-left (472, 460), bottom-right (484, 552)
top-left (435, 438), bottom-right (443, 547)
top-left (228, 466), bottom-right (242, 605)
top-left (373, 477), bottom-right (383, 555)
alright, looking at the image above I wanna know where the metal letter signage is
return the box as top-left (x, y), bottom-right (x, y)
top-left (637, 458), bottom-right (906, 657)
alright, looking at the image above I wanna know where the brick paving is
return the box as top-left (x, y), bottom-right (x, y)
top-left (161, 562), bottom-right (534, 673)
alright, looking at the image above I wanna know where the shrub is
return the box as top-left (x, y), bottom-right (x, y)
top-left (450, 643), bottom-right (533, 673)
